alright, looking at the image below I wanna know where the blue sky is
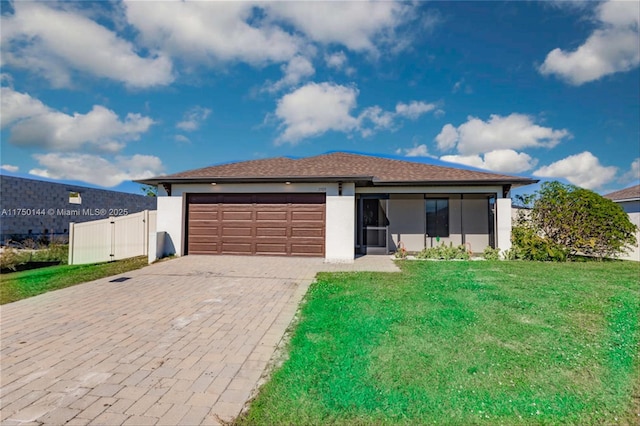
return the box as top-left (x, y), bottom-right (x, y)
top-left (1, 0), bottom-right (638, 196)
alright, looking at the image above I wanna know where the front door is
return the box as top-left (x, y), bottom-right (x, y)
top-left (357, 196), bottom-right (389, 254)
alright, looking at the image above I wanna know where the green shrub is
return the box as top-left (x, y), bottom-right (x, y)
top-left (511, 224), bottom-right (568, 261)
top-left (482, 246), bottom-right (501, 260)
top-left (520, 181), bottom-right (637, 259)
top-left (416, 242), bottom-right (470, 260)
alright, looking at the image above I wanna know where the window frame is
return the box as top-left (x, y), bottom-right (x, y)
top-left (425, 198), bottom-right (450, 238)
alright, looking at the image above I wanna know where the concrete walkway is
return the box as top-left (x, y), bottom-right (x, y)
top-left (0, 255), bottom-right (398, 425)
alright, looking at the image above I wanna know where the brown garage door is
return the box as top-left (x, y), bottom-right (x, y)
top-left (187, 193), bottom-right (325, 256)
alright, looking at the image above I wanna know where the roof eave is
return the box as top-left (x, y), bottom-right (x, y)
top-left (135, 175), bottom-right (375, 185)
top-left (371, 179), bottom-right (539, 187)
top-left (609, 197), bottom-right (640, 203)
top-left (136, 176), bottom-right (539, 187)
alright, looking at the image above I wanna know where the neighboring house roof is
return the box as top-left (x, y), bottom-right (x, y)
top-left (604, 184), bottom-right (640, 202)
top-left (138, 152), bottom-right (538, 187)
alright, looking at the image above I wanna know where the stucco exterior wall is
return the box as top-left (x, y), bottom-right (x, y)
top-left (156, 196), bottom-right (184, 257)
top-left (496, 198), bottom-right (512, 255)
top-left (326, 183), bottom-right (355, 262)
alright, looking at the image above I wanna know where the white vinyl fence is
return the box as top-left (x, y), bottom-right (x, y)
top-left (69, 210), bottom-right (156, 265)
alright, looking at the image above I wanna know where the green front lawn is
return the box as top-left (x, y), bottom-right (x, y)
top-left (241, 261), bottom-right (640, 425)
top-left (0, 256), bottom-right (149, 304)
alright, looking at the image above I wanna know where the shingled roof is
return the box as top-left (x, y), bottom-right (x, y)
top-left (138, 152), bottom-right (538, 186)
top-left (604, 184), bottom-right (640, 202)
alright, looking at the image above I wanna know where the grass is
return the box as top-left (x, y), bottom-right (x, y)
top-left (240, 260), bottom-right (640, 425)
top-left (0, 256), bottom-right (148, 304)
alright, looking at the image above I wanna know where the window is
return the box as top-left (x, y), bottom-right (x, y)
top-left (69, 191), bottom-right (82, 204)
top-left (426, 199), bottom-right (449, 237)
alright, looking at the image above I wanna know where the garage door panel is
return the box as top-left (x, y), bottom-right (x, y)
top-left (256, 211), bottom-right (287, 221)
top-left (189, 211), bottom-right (219, 220)
top-left (189, 218), bottom-right (219, 227)
top-left (256, 227), bottom-right (287, 237)
top-left (291, 211), bottom-right (324, 222)
top-left (222, 227), bottom-right (252, 237)
top-left (189, 234), bottom-right (219, 243)
top-left (221, 242), bottom-right (252, 253)
top-left (291, 228), bottom-right (323, 238)
top-left (291, 243), bottom-right (323, 255)
top-left (189, 243), bottom-right (218, 254)
top-left (222, 210), bottom-right (253, 221)
top-left (256, 243), bottom-right (287, 254)
top-left (187, 193), bottom-right (325, 257)
top-left (189, 204), bottom-right (218, 211)
top-left (189, 226), bottom-right (219, 235)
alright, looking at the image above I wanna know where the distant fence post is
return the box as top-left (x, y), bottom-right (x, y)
top-left (68, 222), bottom-right (75, 265)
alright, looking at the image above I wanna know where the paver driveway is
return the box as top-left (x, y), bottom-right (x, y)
top-left (1, 255), bottom-right (398, 425)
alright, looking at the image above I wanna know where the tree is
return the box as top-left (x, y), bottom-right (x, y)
top-left (140, 184), bottom-right (157, 197)
top-left (526, 181), bottom-right (637, 259)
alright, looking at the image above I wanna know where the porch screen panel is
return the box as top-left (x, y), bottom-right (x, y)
top-left (426, 199), bottom-right (449, 238)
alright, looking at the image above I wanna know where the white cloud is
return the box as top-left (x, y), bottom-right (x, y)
top-left (620, 157), bottom-right (640, 183)
top-left (533, 151), bottom-right (617, 189)
top-left (174, 135), bottom-right (191, 144)
top-left (435, 113), bottom-right (570, 155)
top-left (124, 1), bottom-right (301, 66)
top-left (1, 164), bottom-right (19, 172)
top-left (176, 106), bottom-right (212, 132)
top-left (359, 101), bottom-right (436, 136)
top-left (2, 87), bottom-right (154, 152)
top-left (274, 83), bottom-right (438, 143)
top-left (29, 153), bottom-right (164, 187)
top-left (395, 101), bottom-right (436, 119)
top-left (539, 0), bottom-right (640, 85)
top-left (435, 123), bottom-right (459, 151)
top-left (265, 56), bottom-right (315, 92)
top-left (358, 106), bottom-right (396, 136)
top-left (0, 86), bottom-right (49, 128)
top-left (1, 2), bottom-right (173, 88)
top-left (441, 149), bottom-right (538, 173)
top-left (266, 1), bottom-right (411, 53)
top-left (397, 144), bottom-right (430, 157)
top-left (274, 82), bottom-right (359, 143)
top-left (325, 51), bottom-right (348, 70)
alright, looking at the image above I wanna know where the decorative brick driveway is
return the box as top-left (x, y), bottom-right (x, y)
top-left (1, 255), bottom-right (398, 425)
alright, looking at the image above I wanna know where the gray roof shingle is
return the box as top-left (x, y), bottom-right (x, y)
top-left (604, 184), bottom-right (640, 201)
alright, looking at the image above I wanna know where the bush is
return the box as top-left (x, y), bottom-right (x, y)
top-left (482, 246), bottom-right (501, 260)
top-left (417, 242), bottom-right (470, 260)
top-left (0, 248), bottom-right (30, 271)
top-left (511, 224), bottom-right (568, 261)
top-left (31, 244), bottom-right (68, 263)
top-left (523, 181), bottom-right (637, 259)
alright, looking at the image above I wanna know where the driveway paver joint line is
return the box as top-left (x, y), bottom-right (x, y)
top-left (1, 255), bottom-right (398, 425)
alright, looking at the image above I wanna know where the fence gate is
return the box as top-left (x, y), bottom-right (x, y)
top-left (68, 210), bottom-right (156, 265)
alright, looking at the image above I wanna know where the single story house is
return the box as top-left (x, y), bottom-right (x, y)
top-left (138, 152), bottom-right (538, 262)
top-left (604, 184), bottom-right (640, 261)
